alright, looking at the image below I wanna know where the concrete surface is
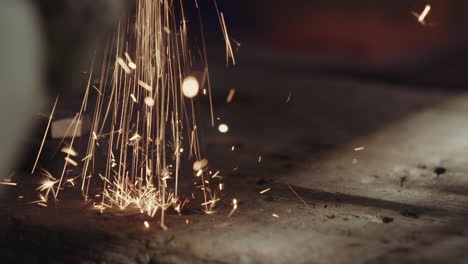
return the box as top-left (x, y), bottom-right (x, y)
top-left (2, 66), bottom-right (468, 263)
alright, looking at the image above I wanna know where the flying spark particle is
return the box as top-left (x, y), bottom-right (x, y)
top-left (228, 198), bottom-right (238, 217)
top-left (286, 92), bottom-right (292, 103)
top-left (412, 4), bottom-right (431, 25)
top-left (60, 146), bottom-right (78, 156)
top-left (260, 188), bottom-right (271, 194)
top-left (116, 57), bottom-right (131, 74)
top-left (130, 94), bottom-right (137, 103)
top-left (193, 159), bottom-right (208, 171)
top-left (354, 147), bottom-right (365, 151)
top-left (144, 97), bottom-right (155, 107)
top-left (272, 213), bottom-right (279, 218)
top-left (218, 124), bottom-right (229, 133)
top-left (182, 76), bottom-right (199, 98)
top-left (231, 146), bottom-right (235, 151)
top-left (137, 80), bottom-right (153, 92)
top-left (124, 52), bottom-right (137, 69)
top-left (212, 171), bottom-right (221, 178)
top-left (144, 221), bottom-right (150, 229)
top-left (0, 182), bottom-right (17, 186)
top-left (258, 155), bottom-right (262, 163)
top-left (226, 88), bottom-right (236, 103)
top-left (64, 157), bottom-right (78, 166)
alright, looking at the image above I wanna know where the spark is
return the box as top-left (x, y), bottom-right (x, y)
top-left (212, 171), bottom-right (221, 178)
top-left (286, 92), bottom-right (292, 103)
top-left (288, 185), bottom-right (311, 209)
top-left (129, 133), bottom-right (141, 141)
top-left (193, 159), bottom-right (208, 171)
top-left (116, 57), bottom-right (131, 74)
top-left (64, 157), bottom-right (78, 166)
top-left (144, 97), bottom-right (155, 107)
top-left (144, 221), bottom-right (150, 229)
top-left (272, 213), bottom-right (279, 218)
top-left (0, 182), bottom-right (16, 186)
top-left (32, 96), bottom-right (59, 174)
top-left (412, 4), bottom-right (431, 25)
top-left (218, 124), bottom-right (229, 133)
top-left (226, 88), bottom-right (236, 103)
top-left (231, 146), bottom-right (235, 151)
top-left (137, 80), bottom-right (153, 92)
top-left (259, 188), bottom-right (271, 194)
top-left (124, 52), bottom-right (137, 70)
top-left (354, 146), bottom-right (365, 151)
top-left (258, 155), bottom-right (262, 163)
top-left (60, 146), bottom-right (78, 156)
top-left (182, 76), bottom-right (200, 98)
top-left (228, 198), bottom-right (238, 217)
top-left (130, 94), bottom-right (137, 103)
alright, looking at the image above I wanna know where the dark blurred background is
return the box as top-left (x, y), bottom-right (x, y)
top-left (192, 0), bottom-right (468, 88)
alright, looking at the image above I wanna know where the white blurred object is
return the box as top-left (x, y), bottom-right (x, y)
top-left (51, 117), bottom-right (90, 139)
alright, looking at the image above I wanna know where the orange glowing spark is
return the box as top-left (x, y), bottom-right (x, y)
top-left (272, 213), bottom-right (279, 218)
top-left (116, 57), bottom-right (131, 74)
top-left (0, 182), bottom-right (17, 186)
top-left (60, 146), bottom-right (78, 156)
top-left (124, 52), bottom-right (137, 70)
top-left (354, 146), bottom-right (365, 151)
top-left (218, 124), bottom-right (229, 133)
top-left (260, 188), bottom-right (271, 194)
top-left (258, 155), bottom-right (262, 163)
top-left (182, 76), bottom-right (200, 98)
top-left (228, 198), bottom-right (238, 217)
top-left (226, 88), bottom-right (236, 103)
top-left (286, 92), bottom-right (292, 103)
top-left (144, 97), bottom-right (155, 107)
top-left (137, 80), bottom-right (153, 92)
top-left (64, 157), bottom-right (78, 166)
top-left (288, 185), bottom-right (311, 209)
top-left (32, 96), bottom-right (59, 174)
top-left (193, 159), bottom-right (208, 171)
top-left (130, 94), bottom-right (137, 103)
top-left (144, 221), bottom-right (150, 229)
top-left (412, 4), bottom-right (431, 25)
top-left (129, 133), bottom-right (141, 141)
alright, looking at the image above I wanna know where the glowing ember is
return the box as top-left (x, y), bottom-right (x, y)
top-left (144, 221), bottom-right (150, 229)
top-left (61, 146), bottom-right (78, 156)
top-left (144, 97), bottom-right (155, 107)
top-left (354, 146), bottom-right (365, 151)
top-left (228, 198), bottom-right (238, 217)
top-left (182, 76), bottom-right (200, 98)
top-left (218, 124), bottom-right (229, 133)
top-left (272, 213), bottom-right (279, 218)
top-left (226, 88), bottom-right (236, 103)
top-left (412, 4), bottom-right (431, 25)
top-left (193, 159), bottom-right (209, 171)
top-left (259, 188), bottom-right (271, 194)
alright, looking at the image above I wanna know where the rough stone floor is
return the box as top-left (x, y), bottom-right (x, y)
top-left (2, 66), bottom-right (468, 263)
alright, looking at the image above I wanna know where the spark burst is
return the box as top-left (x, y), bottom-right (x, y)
top-left (33, 0), bottom-right (237, 228)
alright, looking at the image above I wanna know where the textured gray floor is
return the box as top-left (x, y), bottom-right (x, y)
top-left (2, 66), bottom-right (468, 263)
